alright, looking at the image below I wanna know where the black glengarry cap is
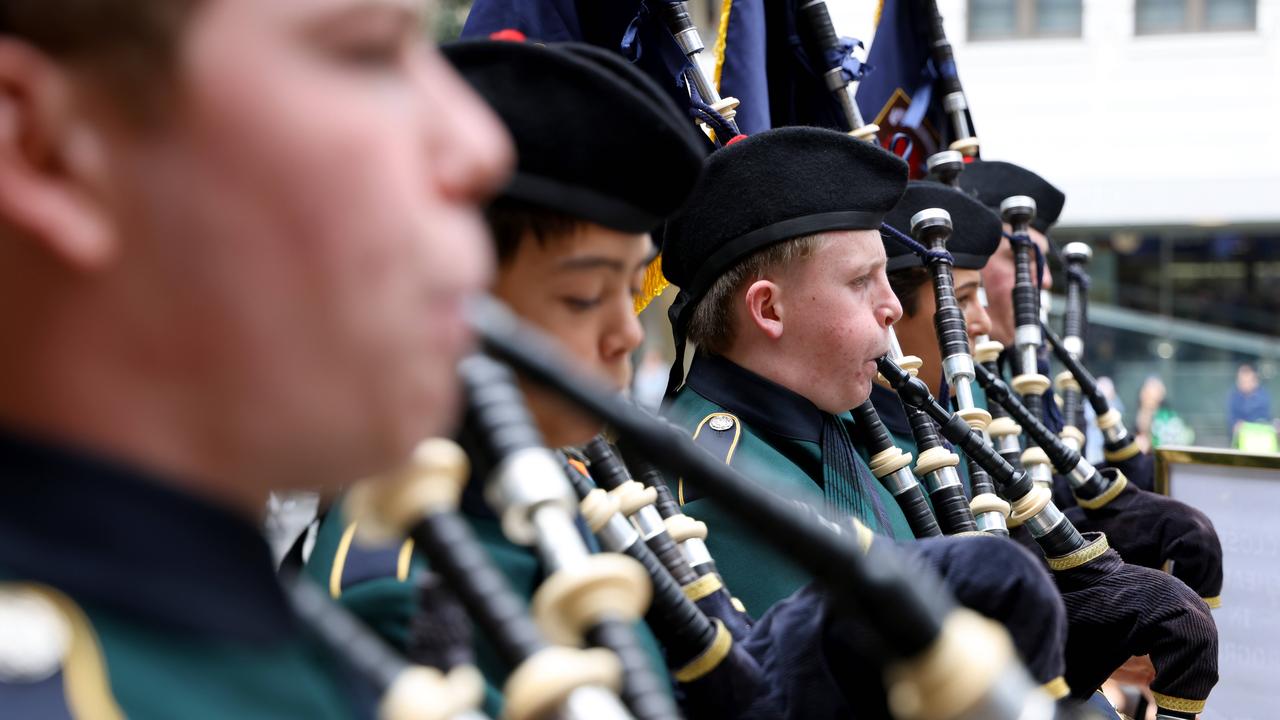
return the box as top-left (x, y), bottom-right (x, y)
top-left (662, 126), bottom-right (908, 314)
top-left (444, 38), bottom-right (707, 234)
top-left (882, 181), bottom-right (1003, 271)
top-left (956, 160), bottom-right (1065, 234)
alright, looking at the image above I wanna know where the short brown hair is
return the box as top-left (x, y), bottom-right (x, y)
top-left (686, 234), bottom-right (826, 355)
top-left (484, 197), bottom-right (588, 265)
top-left (0, 1), bottom-right (200, 110)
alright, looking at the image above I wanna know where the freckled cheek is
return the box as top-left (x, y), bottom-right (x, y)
top-left (801, 300), bottom-right (874, 372)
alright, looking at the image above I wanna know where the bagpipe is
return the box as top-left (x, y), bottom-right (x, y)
top-left (288, 0), bottom-right (1217, 715)
top-left (877, 312), bottom-right (1217, 716)
top-left (852, 396), bottom-right (944, 539)
top-left (852, 50), bottom-right (1218, 709)
top-left (1053, 243), bottom-right (1093, 457)
top-left (655, 0), bottom-right (741, 140)
top-left (885, 328), bottom-right (981, 536)
top-left (754, 17), bottom-right (1216, 708)
top-left (796, 0), bottom-right (979, 541)
top-left (896, 135), bottom-right (1220, 716)
top-left (910, 207), bottom-right (1010, 537)
top-left (285, 570), bottom-right (490, 720)
top-left (693, 0), bottom-right (1214, 711)
top-left (341, 432), bottom-right (643, 720)
top-left (1043, 246), bottom-right (1146, 480)
top-left (472, 295), bottom-right (1059, 720)
top-left (987, 195), bottom-right (1224, 608)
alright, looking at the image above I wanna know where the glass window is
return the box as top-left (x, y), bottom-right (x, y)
top-left (1135, 0), bottom-right (1187, 34)
top-left (970, 0), bottom-right (1018, 40)
top-left (1036, 0), bottom-right (1083, 35)
top-left (1136, 0), bottom-right (1256, 34)
top-left (969, 0), bottom-right (1082, 41)
top-left (1205, 0), bottom-right (1256, 30)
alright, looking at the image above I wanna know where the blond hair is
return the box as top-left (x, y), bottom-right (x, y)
top-left (686, 234), bottom-right (826, 354)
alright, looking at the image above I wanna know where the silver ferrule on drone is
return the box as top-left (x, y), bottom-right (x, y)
top-left (1014, 324), bottom-right (1042, 375)
top-left (924, 466), bottom-right (965, 494)
top-left (943, 354), bottom-right (978, 410)
top-left (988, 427), bottom-right (1018, 450)
top-left (680, 538), bottom-right (714, 569)
top-left (670, 22), bottom-right (704, 57)
top-left (488, 447), bottom-right (578, 546)
top-left (883, 467), bottom-right (922, 496)
top-left (888, 328), bottom-right (907, 360)
top-left (926, 149), bottom-right (965, 176)
top-left (1024, 502), bottom-right (1068, 540)
top-left (943, 91), bottom-right (970, 140)
top-left (975, 512), bottom-right (1007, 535)
top-left (1103, 423), bottom-right (1129, 446)
top-left (598, 513), bottom-right (640, 552)
top-left (1067, 458), bottom-right (1099, 490)
top-left (1027, 462), bottom-right (1053, 489)
top-left (531, 503), bottom-right (592, 572)
top-left (631, 506), bottom-right (669, 542)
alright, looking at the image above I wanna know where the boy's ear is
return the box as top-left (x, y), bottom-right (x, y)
top-left (743, 278), bottom-right (784, 340)
top-left (0, 41), bottom-right (118, 270)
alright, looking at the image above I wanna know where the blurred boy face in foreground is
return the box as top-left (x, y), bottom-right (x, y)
top-left (0, 0), bottom-right (513, 511)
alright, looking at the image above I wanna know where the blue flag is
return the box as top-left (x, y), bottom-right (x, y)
top-left (855, 0), bottom-right (979, 176)
top-left (715, 0), bottom-right (871, 135)
top-left (462, 1), bottom-right (710, 135)
top-left (462, 0), bottom-right (583, 42)
top-left (712, 0), bottom-right (769, 134)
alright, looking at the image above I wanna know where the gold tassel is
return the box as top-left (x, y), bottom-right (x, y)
top-left (874, 0), bottom-right (884, 27)
top-left (634, 253), bottom-right (670, 315)
top-left (712, 0), bottom-right (734, 90)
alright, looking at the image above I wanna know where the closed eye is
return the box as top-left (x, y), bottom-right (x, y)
top-left (561, 296), bottom-right (603, 312)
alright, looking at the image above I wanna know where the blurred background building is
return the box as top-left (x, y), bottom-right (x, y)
top-left (448, 0), bottom-right (1280, 448)
top-left (939, 0), bottom-right (1280, 448)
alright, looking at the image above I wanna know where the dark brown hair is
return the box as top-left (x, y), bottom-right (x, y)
top-left (887, 266), bottom-right (931, 318)
top-left (484, 197), bottom-right (588, 265)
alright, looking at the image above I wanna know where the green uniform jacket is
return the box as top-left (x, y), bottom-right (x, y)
top-left (663, 354), bottom-right (916, 617)
top-left (304, 463), bottom-right (670, 717)
top-left (0, 431), bottom-right (368, 720)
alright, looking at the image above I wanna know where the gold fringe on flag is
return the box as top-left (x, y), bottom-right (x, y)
top-left (634, 253), bottom-right (670, 315)
top-left (712, 0), bottom-right (734, 89)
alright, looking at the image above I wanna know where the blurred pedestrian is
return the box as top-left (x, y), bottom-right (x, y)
top-left (1135, 376), bottom-right (1194, 451)
top-left (1227, 363), bottom-right (1276, 451)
